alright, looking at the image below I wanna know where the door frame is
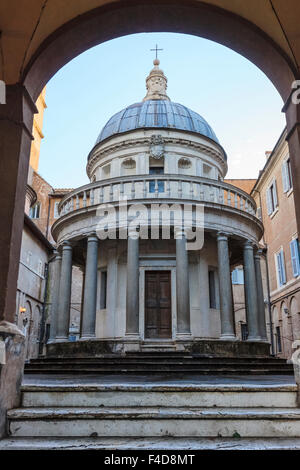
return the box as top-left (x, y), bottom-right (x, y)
top-left (139, 264), bottom-right (176, 341)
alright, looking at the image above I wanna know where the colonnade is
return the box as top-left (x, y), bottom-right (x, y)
top-left (49, 232), bottom-right (267, 343)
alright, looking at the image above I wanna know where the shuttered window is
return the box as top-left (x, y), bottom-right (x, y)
top-left (266, 179), bottom-right (278, 215)
top-left (290, 238), bottom-right (300, 277)
top-left (276, 249), bottom-right (286, 287)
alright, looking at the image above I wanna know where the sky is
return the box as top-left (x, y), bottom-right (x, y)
top-left (38, 32), bottom-right (286, 188)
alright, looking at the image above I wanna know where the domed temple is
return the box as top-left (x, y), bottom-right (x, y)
top-left (47, 59), bottom-right (268, 359)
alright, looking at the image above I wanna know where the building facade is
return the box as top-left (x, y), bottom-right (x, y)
top-left (251, 130), bottom-right (300, 359)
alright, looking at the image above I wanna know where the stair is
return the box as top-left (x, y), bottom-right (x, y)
top-left (6, 380), bottom-right (300, 439)
top-left (24, 353), bottom-right (294, 375)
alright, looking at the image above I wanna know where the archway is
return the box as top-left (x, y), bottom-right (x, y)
top-left (1, 0), bottom-right (300, 328)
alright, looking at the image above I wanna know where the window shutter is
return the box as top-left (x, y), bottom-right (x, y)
top-left (282, 161), bottom-right (289, 193)
top-left (266, 188), bottom-right (272, 215)
top-left (290, 239), bottom-right (300, 277)
top-left (273, 179), bottom-right (278, 208)
top-left (280, 249), bottom-right (286, 284)
top-left (276, 252), bottom-right (283, 286)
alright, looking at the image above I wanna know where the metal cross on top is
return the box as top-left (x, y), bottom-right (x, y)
top-left (150, 44), bottom-right (163, 60)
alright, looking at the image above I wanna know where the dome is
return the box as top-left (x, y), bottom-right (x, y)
top-left (95, 100), bottom-right (219, 146)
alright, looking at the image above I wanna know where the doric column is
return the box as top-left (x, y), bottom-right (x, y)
top-left (254, 249), bottom-right (267, 341)
top-left (217, 233), bottom-right (236, 340)
top-left (176, 233), bottom-right (191, 335)
top-left (56, 241), bottom-right (73, 341)
top-left (243, 241), bottom-right (261, 341)
top-left (48, 251), bottom-right (62, 343)
top-left (81, 235), bottom-right (98, 339)
top-left (126, 234), bottom-right (140, 335)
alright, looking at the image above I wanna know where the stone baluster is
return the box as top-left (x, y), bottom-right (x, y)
top-left (99, 186), bottom-right (104, 203)
top-left (178, 180), bottom-right (182, 198)
top-left (83, 191), bottom-right (87, 207)
top-left (227, 190), bottom-right (231, 207)
top-left (217, 233), bottom-right (236, 340)
top-left (90, 189), bottom-right (94, 206)
top-left (131, 181), bottom-right (135, 199)
top-left (167, 179), bottom-right (171, 198)
top-left (76, 195), bottom-right (80, 210)
top-left (109, 183), bottom-right (114, 201)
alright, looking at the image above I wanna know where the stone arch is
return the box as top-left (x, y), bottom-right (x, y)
top-left (22, 1), bottom-right (297, 102)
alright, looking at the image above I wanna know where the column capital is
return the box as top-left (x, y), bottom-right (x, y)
top-left (61, 240), bottom-right (72, 251)
top-left (254, 249), bottom-right (263, 259)
top-left (243, 240), bottom-right (255, 250)
top-left (217, 231), bottom-right (229, 241)
top-left (86, 233), bottom-right (98, 243)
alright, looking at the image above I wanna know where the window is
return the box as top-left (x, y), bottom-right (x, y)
top-left (53, 202), bottom-right (60, 219)
top-left (232, 268), bottom-right (244, 285)
top-left (276, 326), bottom-right (282, 353)
top-left (100, 271), bottom-right (107, 309)
top-left (208, 270), bottom-right (216, 309)
top-left (266, 179), bottom-right (278, 215)
top-left (290, 238), bottom-right (300, 277)
top-left (149, 167), bottom-right (164, 193)
top-left (29, 202), bottom-right (41, 219)
top-left (241, 323), bottom-right (248, 341)
top-left (276, 249), bottom-right (286, 287)
top-left (282, 157), bottom-right (293, 193)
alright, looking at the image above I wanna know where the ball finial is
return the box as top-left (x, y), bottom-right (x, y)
top-left (153, 58), bottom-right (160, 66)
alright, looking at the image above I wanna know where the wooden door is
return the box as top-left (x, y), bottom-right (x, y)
top-left (145, 271), bottom-right (172, 338)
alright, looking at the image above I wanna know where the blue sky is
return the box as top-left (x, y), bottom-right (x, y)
top-left (38, 32), bottom-right (286, 188)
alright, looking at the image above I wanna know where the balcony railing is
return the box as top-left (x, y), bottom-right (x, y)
top-left (58, 174), bottom-right (257, 217)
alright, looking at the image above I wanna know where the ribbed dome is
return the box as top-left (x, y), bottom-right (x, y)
top-left (95, 100), bottom-right (219, 145)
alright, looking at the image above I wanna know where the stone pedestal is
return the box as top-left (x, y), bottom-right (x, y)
top-left (0, 321), bottom-right (25, 438)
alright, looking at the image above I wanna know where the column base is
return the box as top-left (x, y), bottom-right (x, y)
top-left (176, 332), bottom-right (193, 341)
top-left (247, 336), bottom-right (263, 342)
top-left (80, 334), bottom-right (96, 341)
top-left (55, 336), bottom-right (69, 343)
top-left (220, 334), bottom-right (237, 341)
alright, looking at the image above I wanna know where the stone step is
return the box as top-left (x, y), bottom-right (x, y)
top-left (1, 436), bottom-right (300, 450)
top-left (31, 355), bottom-right (288, 362)
top-left (24, 367), bottom-right (294, 375)
top-left (21, 383), bottom-right (297, 408)
top-left (7, 406), bottom-right (300, 438)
